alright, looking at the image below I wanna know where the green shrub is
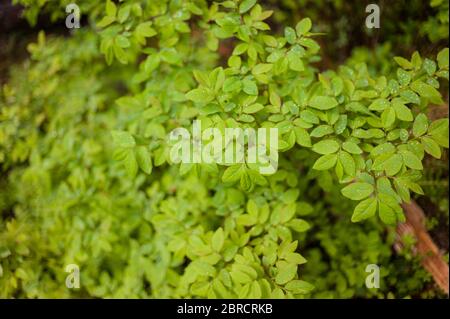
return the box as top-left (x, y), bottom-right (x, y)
top-left (1, 0), bottom-right (448, 298)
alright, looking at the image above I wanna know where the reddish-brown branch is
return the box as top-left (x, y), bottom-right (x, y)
top-left (395, 200), bottom-right (449, 295)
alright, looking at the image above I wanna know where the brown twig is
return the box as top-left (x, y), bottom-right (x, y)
top-left (395, 200), bottom-right (449, 295)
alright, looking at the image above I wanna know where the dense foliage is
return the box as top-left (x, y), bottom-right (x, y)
top-left (1, 0), bottom-right (448, 298)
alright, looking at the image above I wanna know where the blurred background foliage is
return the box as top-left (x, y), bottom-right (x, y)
top-left (0, 0), bottom-right (448, 298)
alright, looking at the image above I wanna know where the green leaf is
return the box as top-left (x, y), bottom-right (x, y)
top-left (239, 0), bottom-right (257, 14)
top-left (372, 153), bottom-right (403, 176)
top-left (233, 43), bottom-right (249, 55)
top-left (295, 18), bottom-right (312, 36)
top-left (106, 0), bottom-right (117, 17)
top-left (212, 228), bottom-right (225, 252)
top-left (243, 103), bottom-right (264, 114)
top-left (285, 252), bottom-right (307, 265)
top-left (240, 170), bottom-right (255, 191)
top-left (437, 48), bottom-right (449, 69)
top-left (421, 137), bottom-right (441, 159)
top-left (275, 263), bottom-right (297, 285)
top-left (285, 280), bottom-right (314, 294)
top-left (401, 150), bottom-right (423, 170)
top-left (383, 154), bottom-right (404, 176)
top-left (394, 56), bottom-right (413, 69)
top-left (252, 63), bottom-right (273, 75)
top-left (284, 27), bottom-right (296, 44)
top-left (116, 96), bottom-right (144, 109)
top-left (186, 87), bottom-right (214, 103)
top-left (334, 114), bottom-right (347, 134)
top-left (300, 110), bottom-right (319, 124)
top-left (423, 59), bottom-right (436, 76)
top-left (341, 182), bottom-right (374, 200)
top-left (378, 201), bottom-right (397, 225)
top-left (368, 98), bottom-right (390, 111)
top-left (223, 77), bottom-right (242, 92)
top-left (97, 15), bottom-right (115, 28)
top-left (135, 22), bottom-right (157, 38)
top-left (308, 96), bottom-right (338, 110)
top-left (288, 219), bottom-right (311, 232)
top-left (111, 131), bottom-right (136, 148)
top-left (118, 5), bottom-right (131, 23)
top-left (394, 178), bottom-right (411, 203)
top-left (135, 146), bottom-right (153, 175)
top-left (428, 118), bottom-right (449, 148)
top-left (222, 165), bottom-right (243, 183)
top-left (160, 49), bottom-right (181, 65)
top-left (294, 127), bottom-right (311, 147)
top-left (247, 199), bottom-right (259, 216)
top-left (288, 53), bottom-right (304, 71)
top-left (400, 90), bottom-right (420, 104)
top-left (310, 125), bottom-right (334, 138)
top-left (342, 141), bottom-right (363, 154)
top-left (193, 70), bottom-right (210, 86)
top-left (411, 52), bottom-right (422, 69)
top-left (339, 151), bottom-right (356, 176)
top-left (115, 35), bottom-right (130, 48)
top-left (405, 180), bottom-right (424, 195)
top-left (392, 99), bottom-right (413, 121)
top-left (230, 270), bottom-right (252, 284)
top-left (351, 197), bottom-right (377, 222)
top-left (237, 213), bottom-right (257, 226)
top-left (271, 288), bottom-right (285, 299)
top-left (411, 80), bottom-right (443, 104)
top-left (312, 154), bottom-right (337, 170)
top-left (397, 68), bottom-right (411, 85)
top-left (312, 139), bottom-right (340, 154)
top-left (376, 176), bottom-right (396, 197)
top-left (243, 79), bottom-right (258, 95)
top-left (233, 264), bottom-right (257, 280)
top-left (371, 143), bottom-right (396, 157)
top-left (124, 149), bottom-right (138, 178)
top-left (113, 44), bottom-right (128, 64)
top-left (192, 261), bottom-right (216, 277)
top-left (144, 54), bottom-right (161, 73)
top-left (249, 281), bottom-right (262, 298)
top-left (381, 107), bottom-right (396, 128)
